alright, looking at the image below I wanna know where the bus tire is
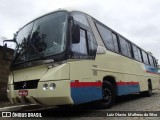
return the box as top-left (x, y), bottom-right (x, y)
top-left (101, 81), bottom-right (116, 108)
top-left (141, 81), bottom-right (152, 97)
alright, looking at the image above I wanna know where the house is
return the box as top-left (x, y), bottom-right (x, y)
top-left (0, 45), bottom-right (14, 101)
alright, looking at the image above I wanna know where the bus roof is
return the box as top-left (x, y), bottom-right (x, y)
top-left (17, 8), bottom-right (157, 60)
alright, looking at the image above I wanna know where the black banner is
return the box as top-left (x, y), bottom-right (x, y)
top-left (1, 111), bottom-right (160, 117)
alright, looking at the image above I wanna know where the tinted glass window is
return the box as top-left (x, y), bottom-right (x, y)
top-left (87, 31), bottom-right (97, 57)
top-left (72, 12), bottom-right (89, 27)
top-left (31, 12), bottom-right (67, 56)
top-left (153, 57), bottom-right (158, 67)
top-left (112, 33), bottom-right (119, 53)
top-left (71, 29), bottom-right (88, 56)
top-left (119, 37), bottom-right (128, 56)
top-left (142, 51), bottom-right (149, 64)
top-left (132, 45), bottom-right (142, 62)
top-left (148, 55), bottom-right (154, 67)
top-left (96, 23), bottom-right (114, 51)
top-left (119, 37), bottom-right (132, 57)
top-left (132, 45), bottom-right (138, 60)
top-left (137, 48), bottom-right (142, 62)
top-left (16, 23), bottom-right (33, 45)
top-left (14, 11), bottom-right (67, 64)
top-left (127, 42), bottom-right (132, 58)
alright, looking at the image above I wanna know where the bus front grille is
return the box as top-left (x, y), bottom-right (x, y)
top-left (14, 80), bottom-right (39, 90)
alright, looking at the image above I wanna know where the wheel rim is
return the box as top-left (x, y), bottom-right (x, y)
top-left (102, 87), bottom-right (112, 104)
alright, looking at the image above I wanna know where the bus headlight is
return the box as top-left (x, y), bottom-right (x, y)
top-left (43, 84), bottom-right (48, 90)
top-left (49, 83), bottom-right (56, 90)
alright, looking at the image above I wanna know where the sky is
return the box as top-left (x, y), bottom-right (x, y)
top-left (0, 0), bottom-right (160, 64)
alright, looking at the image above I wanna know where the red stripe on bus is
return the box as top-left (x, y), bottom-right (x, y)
top-left (71, 81), bottom-right (102, 87)
top-left (71, 81), bottom-right (139, 87)
top-left (116, 81), bottom-right (139, 85)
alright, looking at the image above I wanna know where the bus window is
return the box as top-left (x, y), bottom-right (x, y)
top-left (153, 57), bottom-right (158, 67)
top-left (119, 37), bottom-right (132, 58)
top-left (137, 48), bottom-right (142, 62)
top-left (71, 12), bottom-right (96, 59)
top-left (112, 33), bottom-right (119, 53)
top-left (148, 55), bottom-right (154, 67)
top-left (127, 42), bottom-right (132, 58)
top-left (96, 23), bottom-right (115, 52)
top-left (72, 12), bottom-right (89, 27)
top-left (87, 31), bottom-right (97, 58)
top-left (142, 51), bottom-right (149, 65)
top-left (71, 29), bottom-right (88, 57)
top-left (132, 45), bottom-right (142, 62)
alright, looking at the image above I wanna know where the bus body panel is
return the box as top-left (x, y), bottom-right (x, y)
top-left (8, 79), bottom-right (73, 105)
top-left (69, 60), bottom-right (102, 104)
top-left (13, 65), bottom-right (48, 82)
top-left (40, 63), bottom-right (70, 81)
top-left (93, 50), bottom-right (159, 96)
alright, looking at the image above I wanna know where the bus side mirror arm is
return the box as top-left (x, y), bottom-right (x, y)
top-left (3, 38), bottom-right (18, 46)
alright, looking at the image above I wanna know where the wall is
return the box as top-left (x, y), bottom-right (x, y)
top-left (0, 46), bottom-right (14, 101)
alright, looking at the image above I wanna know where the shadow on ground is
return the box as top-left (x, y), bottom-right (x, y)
top-left (25, 92), bottom-right (158, 117)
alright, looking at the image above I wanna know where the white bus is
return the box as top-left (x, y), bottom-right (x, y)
top-left (4, 9), bottom-right (160, 108)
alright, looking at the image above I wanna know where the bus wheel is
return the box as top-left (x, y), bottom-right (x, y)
top-left (101, 81), bottom-right (116, 108)
top-left (141, 81), bottom-right (152, 97)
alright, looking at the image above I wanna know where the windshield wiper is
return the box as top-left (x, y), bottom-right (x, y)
top-left (29, 59), bottom-right (54, 66)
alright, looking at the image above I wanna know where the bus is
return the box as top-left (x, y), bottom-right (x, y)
top-left (4, 9), bottom-right (160, 108)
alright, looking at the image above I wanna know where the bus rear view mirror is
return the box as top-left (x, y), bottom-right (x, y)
top-left (97, 46), bottom-right (106, 54)
top-left (72, 24), bottom-right (80, 44)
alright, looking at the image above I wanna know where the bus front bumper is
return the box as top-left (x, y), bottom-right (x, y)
top-left (7, 80), bottom-right (74, 106)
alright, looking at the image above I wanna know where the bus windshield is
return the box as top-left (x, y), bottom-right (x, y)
top-left (13, 11), bottom-right (67, 65)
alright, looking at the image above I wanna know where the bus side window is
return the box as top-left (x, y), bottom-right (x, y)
top-left (142, 51), bottom-right (149, 65)
top-left (72, 12), bottom-right (89, 27)
top-left (87, 31), bottom-right (97, 58)
top-left (112, 33), bottom-right (119, 53)
top-left (71, 29), bottom-right (88, 57)
top-left (132, 45), bottom-right (142, 62)
top-left (153, 57), bottom-right (158, 67)
top-left (119, 37), bottom-right (132, 58)
top-left (127, 42), bottom-right (133, 58)
top-left (96, 23), bottom-right (115, 52)
top-left (137, 48), bottom-right (142, 62)
top-left (148, 55), bottom-right (154, 67)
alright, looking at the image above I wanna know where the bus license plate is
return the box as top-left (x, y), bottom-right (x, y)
top-left (19, 90), bottom-right (28, 96)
